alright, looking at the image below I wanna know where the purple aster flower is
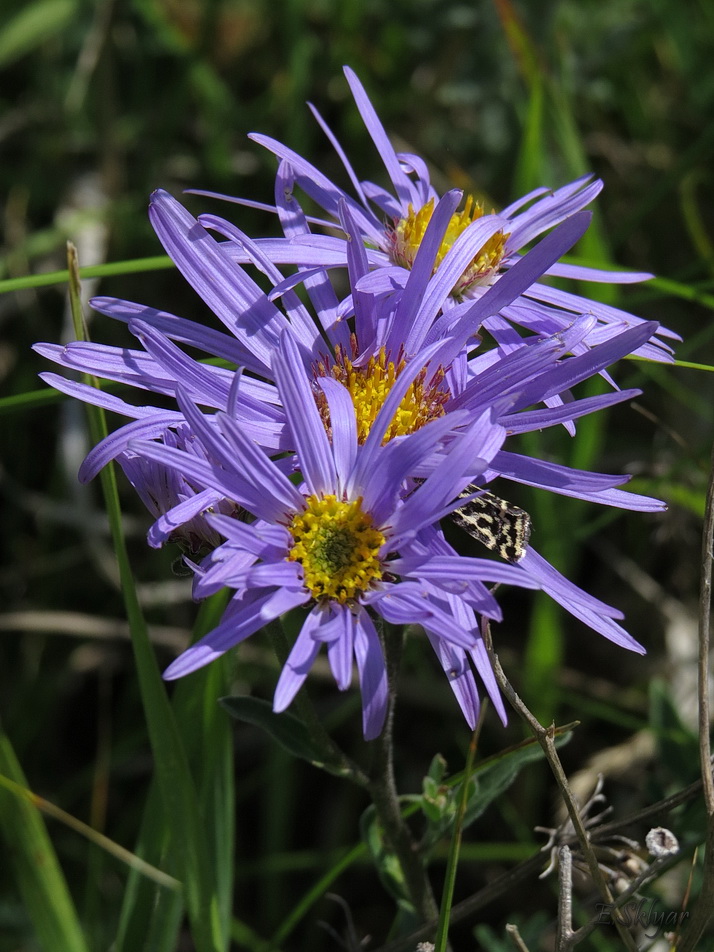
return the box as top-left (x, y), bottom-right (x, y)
top-left (34, 187), bottom-right (666, 482)
top-left (117, 424), bottom-right (241, 554)
top-left (127, 333), bottom-right (552, 737)
top-left (190, 66), bottom-right (677, 361)
top-left (34, 189), bottom-right (666, 704)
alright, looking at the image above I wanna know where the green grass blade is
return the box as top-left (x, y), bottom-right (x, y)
top-left (512, 74), bottom-right (545, 192)
top-left (269, 843), bottom-right (366, 948)
top-left (66, 243), bottom-right (225, 952)
top-left (114, 780), bottom-right (185, 952)
top-left (0, 254), bottom-right (173, 294)
top-left (434, 730), bottom-right (479, 952)
top-left (0, 387), bottom-right (66, 416)
top-left (0, 732), bottom-right (90, 952)
top-left (171, 592), bottom-right (235, 942)
top-left (115, 595), bottom-right (234, 951)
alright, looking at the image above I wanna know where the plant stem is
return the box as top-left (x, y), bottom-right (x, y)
top-left (482, 622), bottom-right (639, 952)
top-left (677, 438), bottom-right (714, 952)
top-left (367, 623), bottom-right (440, 926)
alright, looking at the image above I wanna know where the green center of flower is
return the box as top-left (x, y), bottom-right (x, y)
top-left (315, 339), bottom-right (449, 444)
top-left (288, 494), bottom-right (385, 603)
top-left (388, 195), bottom-right (509, 298)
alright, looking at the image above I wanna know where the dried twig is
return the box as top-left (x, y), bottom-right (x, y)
top-left (677, 439), bottom-right (714, 952)
top-left (482, 622), bottom-right (640, 952)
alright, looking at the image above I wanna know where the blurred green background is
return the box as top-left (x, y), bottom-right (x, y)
top-left (1, 0), bottom-right (714, 949)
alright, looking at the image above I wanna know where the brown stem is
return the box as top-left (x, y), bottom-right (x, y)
top-left (482, 622), bottom-right (640, 952)
top-left (677, 439), bottom-right (714, 952)
top-left (367, 623), bottom-right (440, 927)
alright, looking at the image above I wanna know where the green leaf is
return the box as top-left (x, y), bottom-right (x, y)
top-left (0, 0), bottom-right (77, 67)
top-left (359, 805), bottom-right (414, 916)
top-left (0, 732), bottom-right (89, 952)
top-left (466, 731), bottom-right (572, 826)
top-left (220, 696), bottom-right (344, 774)
top-left (420, 732), bottom-right (573, 851)
top-left (421, 755), bottom-right (454, 825)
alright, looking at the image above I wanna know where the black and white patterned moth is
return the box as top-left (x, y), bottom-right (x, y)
top-left (451, 486), bottom-right (532, 564)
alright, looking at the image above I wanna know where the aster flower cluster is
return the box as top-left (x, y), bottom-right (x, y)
top-left (36, 68), bottom-right (671, 738)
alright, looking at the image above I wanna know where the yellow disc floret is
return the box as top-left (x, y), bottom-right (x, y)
top-left (288, 494), bottom-right (385, 603)
top-left (315, 340), bottom-right (449, 444)
top-left (389, 195), bottom-right (509, 298)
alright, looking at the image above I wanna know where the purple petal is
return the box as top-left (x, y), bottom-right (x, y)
top-left (272, 333), bottom-right (337, 495)
top-left (352, 607), bottom-right (388, 740)
top-left (273, 607), bottom-right (329, 711)
top-left (35, 340), bottom-right (180, 396)
top-left (506, 179), bottom-right (602, 250)
top-left (338, 199), bottom-right (379, 352)
top-left (315, 378), bottom-right (357, 479)
top-left (368, 582), bottom-right (478, 649)
top-left (488, 450), bottom-right (666, 510)
top-left (325, 607), bottom-right (355, 690)
top-left (348, 338), bottom-right (445, 492)
top-left (206, 514), bottom-right (290, 560)
top-left (499, 389), bottom-right (642, 433)
top-left (148, 189), bottom-right (285, 370)
top-left (274, 163), bottom-right (352, 351)
top-left (248, 133), bottom-right (380, 242)
top-left (404, 215), bottom-right (511, 353)
top-left (130, 319), bottom-right (231, 407)
top-left (199, 212), bottom-right (322, 353)
top-left (427, 212), bottom-right (593, 362)
top-left (518, 549), bottom-right (645, 653)
top-left (306, 101), bottom-right (369, 206)
top-left (389, 554), bottom-right (541, 591)
top-left (164, 586), bottom-right (308, 679)
top-left (38, 371), bottom-right (172, 420)
top-left (386, 189), bottom-right (462, 352)
top-left (358, 412), bottom-right (469, 526)
top-left (146, 489), bottom-right (221, 547)
top-left (526, 282), bottom-right (680, 343)
top-left (470, 626), bottom-right (508, 724)
top-left (544, 262), bottom-right (653, 283)
top-left (80, 413), bottom-right (183, 482)
top-left (343, 65), bottom-right (416, 210)
top-left (426, 634), bottom-right (480, 729)
top-left (90, 296), bottom-right (256, 366)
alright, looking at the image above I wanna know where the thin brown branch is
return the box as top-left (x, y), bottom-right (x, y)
top-left (698, 439), bottom-right (714, 813)
top-left (555, 845), bottom-right (574, 950)
top-left (505, 922), bottom-right (533, 952)
top-left (367, 623), bottom-right (440, 927)
top-left (677, 439), bottom-right (714, 951)
top-left (371, 739), bottom-right (710, 952)
top-left (482, 623), bottom-right (640, 952)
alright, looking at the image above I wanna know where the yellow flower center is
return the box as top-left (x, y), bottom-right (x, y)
top-left (388, 195), bottom-right (509, 298)
top-left (288, 494), bottom-right (385, 603)
top-left (315, 340), bottom-right (449, 444)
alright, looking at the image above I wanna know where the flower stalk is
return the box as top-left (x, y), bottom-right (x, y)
top-left (367, 621), bottom-right (440, 926)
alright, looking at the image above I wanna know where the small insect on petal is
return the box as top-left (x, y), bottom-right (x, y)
top-left (451, 486), bottom-right (532, 563)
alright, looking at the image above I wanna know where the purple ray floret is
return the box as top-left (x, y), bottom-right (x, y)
top-left (189, 66), bottom-right (677, 363)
